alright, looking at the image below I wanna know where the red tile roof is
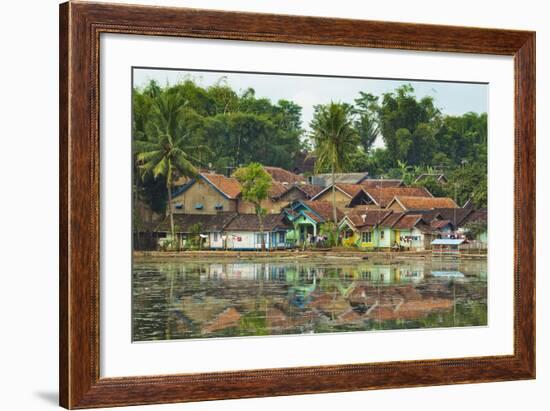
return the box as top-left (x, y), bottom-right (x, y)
top-left (379, 212), bottom-right (406, 228)
top-left (462, 208), bottom-right (487, 225)
top-left (156, 212), bottom-right (237, 233)
top-left (269, 182), bottom-right (324, 200)
top-left (312, 183), bottom-right (366, 200)
top-left (391, 196), bottom-right (458, 210)
top-left (415, 221), bottom-right (438, 234)
top-left (345, 209), bottom-right (393, 229)
top-left (225, 213), bottom-right (291, 231)
top-left (393, 214), bottom-right (423, 230)
top-left (295, 184), bottom-right (324, 198)
top-left (268, 181), bottom-right (291, 198)
top-left (433, 208), bottom-right (474, 227)
top-left (302, 200), bottom-right (344, 222)
top-left (202, 173), bottom-right (295, 201)
top-left (263, 166), bottom-right (305, 184)
top-left (202, 173), bottom-right (242, 199)
top-left (336, 183), bottom-right (366, 197)
top-left (304, 211), bottom-right (322, 223)
top-left (365, 187), bottom-right (432, 207)
top-left (431, 219), bottom-right (452, 229)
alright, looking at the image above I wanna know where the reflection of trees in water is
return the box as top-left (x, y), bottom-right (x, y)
top-left (132, 258), bottom-right (488, 341)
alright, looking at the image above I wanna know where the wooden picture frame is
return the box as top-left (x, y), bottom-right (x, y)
top-left (59, 1), bottom-right (535, 408)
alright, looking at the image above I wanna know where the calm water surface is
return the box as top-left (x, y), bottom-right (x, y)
top-left (132, 257), bottom-right (487, 341)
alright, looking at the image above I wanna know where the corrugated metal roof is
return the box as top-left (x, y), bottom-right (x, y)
top-left (431, 239), bottom-right (465, 245)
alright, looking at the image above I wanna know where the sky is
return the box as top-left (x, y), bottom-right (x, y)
top-left (133, 67), bottom-right (488, 148)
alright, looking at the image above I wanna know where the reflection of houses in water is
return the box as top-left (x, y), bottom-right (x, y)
top-left (136, 260), bottom-right (487, 340)
top-left (196, 261), bottom-right (432, 284)
top-left (430, 271), bottom-right (465, 278)
top-left (200, 263), bottom-right (282, 280)
top-left (358, 264), bottom-right (426, 284)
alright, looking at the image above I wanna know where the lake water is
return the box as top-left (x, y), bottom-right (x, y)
top-left (132, 257), bottom-right (487, 341)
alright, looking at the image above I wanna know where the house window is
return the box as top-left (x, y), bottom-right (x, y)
top-left (213, 232), bottom-right (218, 242)
top-left (194, 203), bottom-right (204, 210)
top-left (278, 232), bottom-right (285, 243)
top-left (361, 231), bottom-right (372, 243)
top-left (214, 204), bottom-right (223, 210)
top-left (380, 230), bottom-right (385, 240)
top-left (174, 203), bottom-right (183, 210)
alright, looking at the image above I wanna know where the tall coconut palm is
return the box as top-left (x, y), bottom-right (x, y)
top-left (135, 91), bottom-right (208, 248)
top-left (310, 103), bottom-right (359, 232)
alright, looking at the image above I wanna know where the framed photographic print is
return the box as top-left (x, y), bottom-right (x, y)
top-left (59, 1), bottom-right (535, 409)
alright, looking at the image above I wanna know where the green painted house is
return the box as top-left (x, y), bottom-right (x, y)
top-left (458, 208), bottom-right (488, 247)
top-left (339, 209), bottom-right (446, 250)
top-left (339, 209), bottom-right (392, 249)
top-left (284, 200), bottom-right (344, 245)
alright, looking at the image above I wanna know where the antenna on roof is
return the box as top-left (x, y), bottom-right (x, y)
top-left (453, 182), bottom-right (458, 238)
top-left (224, 166), bottom-right (234, 177)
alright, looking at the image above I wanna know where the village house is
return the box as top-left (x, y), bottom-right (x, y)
top-left (147, 164), bottom-right (482, 252)
top-left (284, 200), bottom-right (344, 245)
top-left (339, 208), bottom-right (452, 251)
top-left (263, 166), bottom-right (305, 184)
top-left (237, 166), bottom-right (315, 214)
top-left (431, 207), bottom-right (475, 231)
top-left (222, 214), bottom-right (292, 250)
top-left (309, 183), bottom-right (367, 209)
top-left (458, 208), bottom-right (488, 246)
top-left (357, 186), bottom-right (433, 208)
top-left (339, 209), bottom-right (392, 248)
top-left (388, 213), bottom-right (442, 250)
top-left (170, 173), bottom-right (241, 215)
top-left (155, 212), bottom-right (293, 250)
top-left (237, 181), bottom-right (324, 214)
top-left (268, 182), bottom-right (324, 208)
top-left (387, 196), bottom-right (458, 211)
top-left (314, 185), bottom-right (433, 209)
top-left (431, 238), bottom-right (468, 257)
top-left (155, 212), bottom-right (237, 249)
top-left (170, 171), bottom-right (323, 216)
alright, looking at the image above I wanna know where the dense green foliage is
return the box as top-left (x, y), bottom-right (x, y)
top-left (233, 163), bottom-right (273, 250)
top-left (319, 222), bottom-right (339, 247)
top-left (134, 79), bottom-right (305, 173)
top-left (133, 79), bottom-right (488, 223)
top-left (463, 219), bottom-right (488, 240)
top-left (135, 88), bottom-right (211, 244)
top-left (368, 85), bottom-right (487, 207)
top-left (310, 102), bottom-right (359, 225)
top-left (233, 162), bottom-right (273, 207)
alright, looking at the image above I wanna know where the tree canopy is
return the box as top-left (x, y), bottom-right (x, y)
top-left (133, 79), bottom-right (488, 217)
top-left (134, 78), bottom-right (305, 174)
top-left (233, 163), bottom-right (273, 250)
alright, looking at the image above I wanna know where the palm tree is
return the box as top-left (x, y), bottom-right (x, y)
top-left (396, 160), bottom-right (415, 184)
top-left (310, 102), bottom-right (359, 239)
top-left (135, 91), bottom-right (208, 248)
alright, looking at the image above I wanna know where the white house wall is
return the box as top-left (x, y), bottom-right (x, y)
top-left (225, 231), bottom-right (271, 250)
top-left (208, 232), bottom-right (225, 249)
